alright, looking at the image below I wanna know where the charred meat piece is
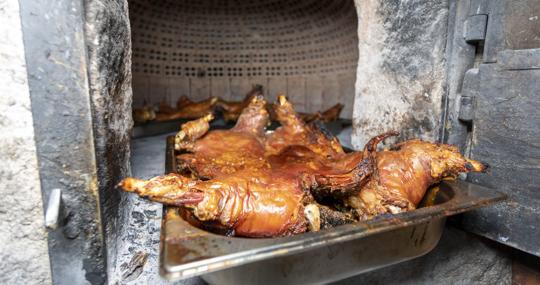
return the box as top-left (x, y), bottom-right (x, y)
top-left (347, 140), bottom-right (488, 220)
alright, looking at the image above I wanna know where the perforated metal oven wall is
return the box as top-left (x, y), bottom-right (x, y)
top-left (129, 0), bottom-right (358, 117)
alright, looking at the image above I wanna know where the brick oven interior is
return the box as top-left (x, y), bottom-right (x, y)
top-left (129, 0), bottom-right (358, 120)
top-left (3, 0), bottom-right (539, 284)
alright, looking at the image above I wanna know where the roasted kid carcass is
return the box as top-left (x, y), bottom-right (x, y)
top-left (346, 140), bottom-right (487, 220)
top-left (120, 133), bottom-right (385, 237)
top-left (300, 103), bottom-right (345, 123)
top-left (155, 96), bottom-right (218, 122)
top-left (120, 95), bottom-right (488, 238)
top-left (174, 95), bottom-right (270, 179)
top-left (216, 85), bottom-right (264, 122)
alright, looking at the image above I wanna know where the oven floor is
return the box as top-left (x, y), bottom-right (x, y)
top-left (111, 132), bottom-right (205, 285)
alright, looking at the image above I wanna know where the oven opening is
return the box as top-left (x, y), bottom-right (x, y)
top-left (129, 0), bottom-right (358, 147)
top-left (118, 1), bottom-right (360, 281)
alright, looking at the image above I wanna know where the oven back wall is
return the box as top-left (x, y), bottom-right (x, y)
top-left (128, 0), bottom-right (359, 118)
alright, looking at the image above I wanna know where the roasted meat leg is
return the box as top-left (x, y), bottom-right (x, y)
top-left (347, 140), bottom-right (488, 220)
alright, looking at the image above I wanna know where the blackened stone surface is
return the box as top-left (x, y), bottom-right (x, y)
top-left (352, 0), bottom-right (449, 148)
top-left (83, 0), bottom-right (134, 278)
top-left (110, 133), bottom-right (205, 285)
top-left (333, 227), bottom-right (511, 285)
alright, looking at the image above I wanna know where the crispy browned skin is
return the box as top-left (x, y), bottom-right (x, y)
top-left (176, 95), bottom-right (270, 179)
top-left (267, 132), bottom-right (396, 199)
top-left (155, 97), bottom-right (218, 121)
top-left (177, 95), bottom-right (384, 196)
top-left (347, 140), bottom-right (488, 220)
top-left (300, 103), bottom-right (344, 123)
top-left (120, 171), bottom-right (313, 237)
top-left (265, 95), bottom-right (344, 158)
top-left (217, 86), bottom-right (263, 122)
top-left (119, 132), bottom-right (389, 237)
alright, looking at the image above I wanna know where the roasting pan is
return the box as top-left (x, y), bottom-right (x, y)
top-left (160, 136), bottom-right (505, 284)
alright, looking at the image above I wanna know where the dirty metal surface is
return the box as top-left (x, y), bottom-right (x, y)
top-left (461, 49), bottom-right (540, 256)
top-left (443, 0), bottom-right (540, 257)
top-left (18, 0), bottom-right (107, 283)
top-left (160, 136), bottom-right (505, 282)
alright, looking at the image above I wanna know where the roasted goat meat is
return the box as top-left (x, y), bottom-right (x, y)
top-left (121, 170), bottom-right (318, 237)
top-left (175, 95), bottom-right (270, 179)
top-left (347, 140), bottom-right (488, 220)
top-left (119, 132), bottom-right (385, 237)
top-left (265, 95), bottom-right (344, 158)
top-left (300, 103), bottom-right (344, 123)
top-left (155, 96), bottom-right (218, 121)
top-left (216, 85), bottom-right (264, 122)
top-left (176, 95), bottom-right (380, 199)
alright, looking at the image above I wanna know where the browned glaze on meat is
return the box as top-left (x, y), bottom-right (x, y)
top-left (267, 132), bottom-right (396, 199)
top-left (176, 95), bottom-right (193, 110)
top-left (155, 97), bottom-right (218, 121)
top-left (265, 95), bottom-right (344, 158)
top-left (347, 140), bottom-right (488, 220)
top-left (158, 100), bottom-right (177, 115)
top-left (121, 94), bottom-right (488, 238)
top-left (217, 85), bottom-right (263, 122)
top-left (120, 171), bottom-right (311, 237)
top-left (176, 95), bottom-right (270, 179)
top-left (120, 131), bottom-right (386, 237)
top-left (300, 103), bottom-right (344, 123)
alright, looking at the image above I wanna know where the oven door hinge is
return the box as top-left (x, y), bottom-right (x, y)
top-left (464, 14), bottom-right (487, 43)
top-left (464, 0), bottom-right (489, 44)
top-left (458, 68), bottom-right (480, 123)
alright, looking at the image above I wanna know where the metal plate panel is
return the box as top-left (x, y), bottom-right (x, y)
top-left (461, 53), bottom-right (540, 256)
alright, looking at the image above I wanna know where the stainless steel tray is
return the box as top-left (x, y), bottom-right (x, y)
top-left (160, 136), bottom-right (505, 284)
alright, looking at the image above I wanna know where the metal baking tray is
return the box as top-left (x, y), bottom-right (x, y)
top-left (160, 136), bottom-right (505, 284)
